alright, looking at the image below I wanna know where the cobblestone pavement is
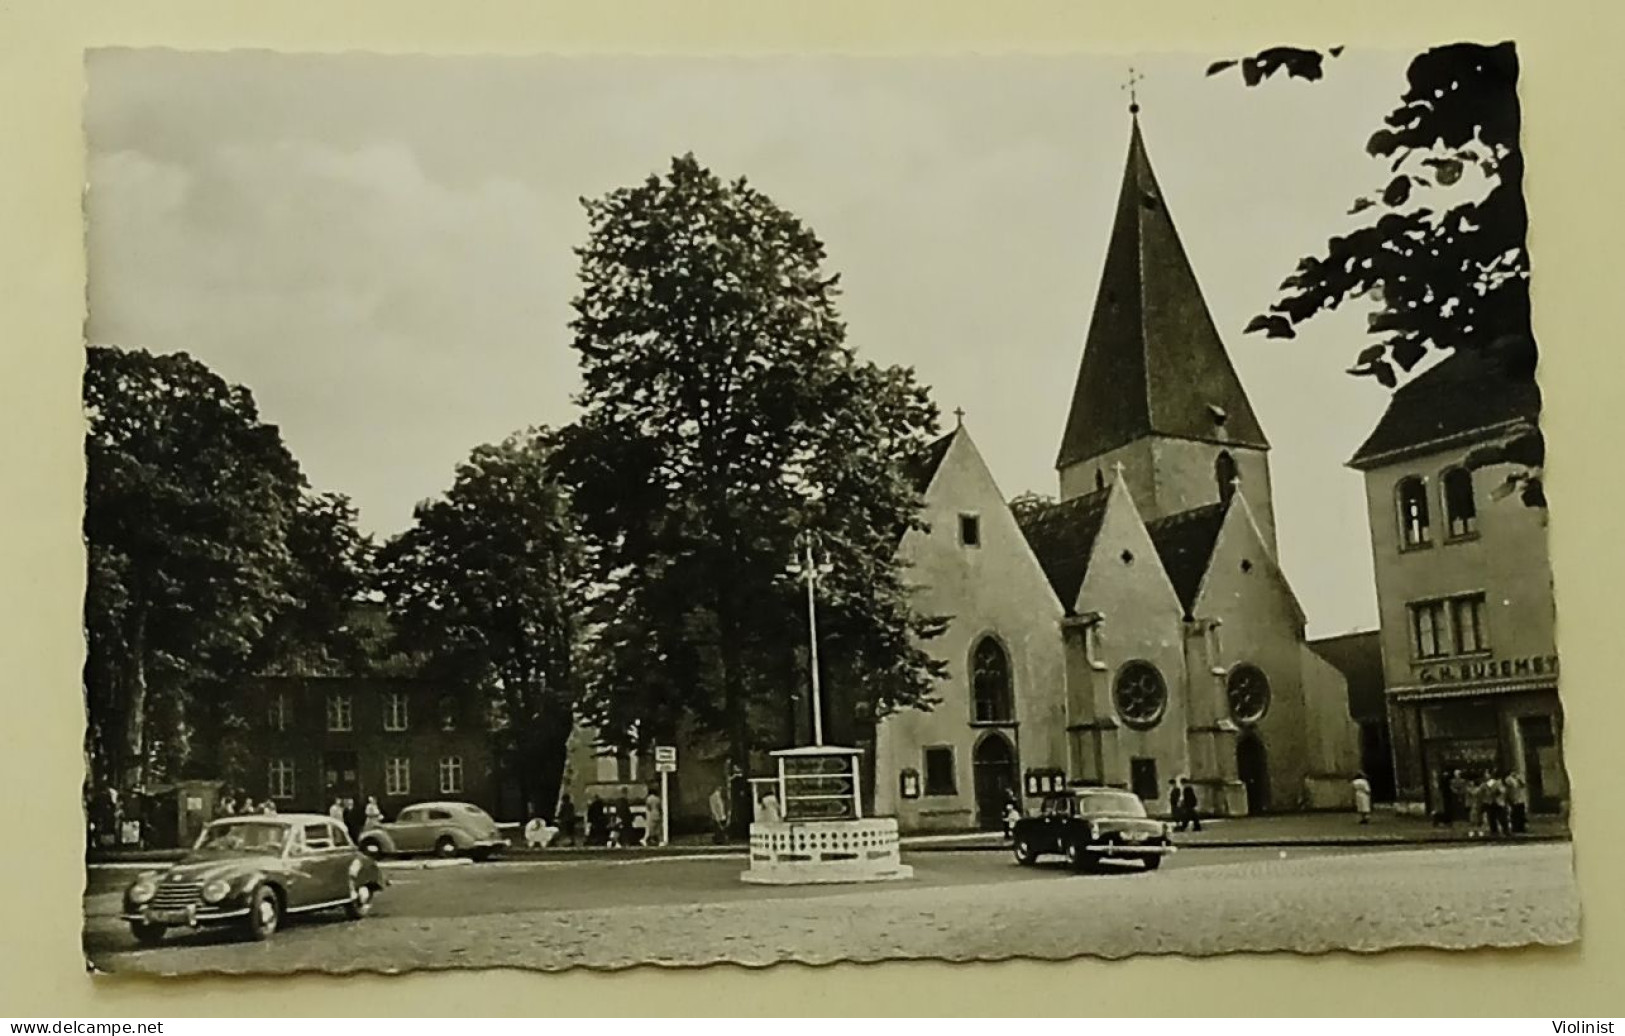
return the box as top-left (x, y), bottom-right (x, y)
top-left (84, 841), bottom-right (1578, 975)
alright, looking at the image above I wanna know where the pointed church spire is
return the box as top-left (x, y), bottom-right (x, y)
top-left (1056, 113), bottom-right (1269, 475)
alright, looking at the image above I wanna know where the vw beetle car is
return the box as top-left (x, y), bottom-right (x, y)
top-left (357, 801), bottom-right (507, 861)
top-left (122, 814), bottom-right (385, 945)
top-left (1011, 787), bottom-right (1174, 872)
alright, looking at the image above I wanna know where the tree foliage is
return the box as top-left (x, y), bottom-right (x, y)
top-left (375, 428), bottom-right (580, 814)
top-left (84, 346), bottom-right (307, 791)
top-left (554, 154), bottom-right (947, 807)
top-left (1211, 42), bottom-right (1544, 504)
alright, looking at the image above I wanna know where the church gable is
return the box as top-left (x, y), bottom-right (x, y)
top-left (1190, 492), bottom-right (1307, 630)
top-left (1073, 479), bottom-right (1183, 619)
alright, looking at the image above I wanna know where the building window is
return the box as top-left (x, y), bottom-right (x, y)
top-left (958, 513), bottom-right (981, 547)
top-left (385, 757), bottom-right (411, 797)
top-left (267, 692), bottom-right (288, 732)
top-left (1397, 476), bottom-right (1431, 548)
top-left (384, 691), bottom-right (409, 732)
top-left (1113, 661), bottom-right (1168, 730)
top-left (1443, 467), bottom-right (1478, 539)
top-left (923, 746), bottom-right (957, 796)
top-left (268, 759), bottom-right (295, 801)
top-left (1216, 451), bottom-right (1238, 504)
top-left (438, 696), bottom-right (459, 731)
top-left (1451, 594), bottom-right (1488, 654)
top-left (326, 693), bottom-right (353, 732)
top-left (1226, 664), bottom-right (1271, 724)
top-left (438, 756), bottom-right (464, 795)
top-left (1410, 600), bottom-right (1449, 659)
top-left (971, 636), bottom-right (1014, 723)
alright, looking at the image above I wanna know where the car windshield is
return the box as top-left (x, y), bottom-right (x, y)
top-left (1076, 792), bottom-right (1148, 818)
top-left (194, 821), bottom-right (291, 854)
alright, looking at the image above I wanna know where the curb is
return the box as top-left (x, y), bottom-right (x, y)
top-left (899, 834), bottom-right (1572, 853)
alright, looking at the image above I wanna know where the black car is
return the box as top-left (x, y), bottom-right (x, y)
top-left (1011, 787), bottom-right (1174, 872)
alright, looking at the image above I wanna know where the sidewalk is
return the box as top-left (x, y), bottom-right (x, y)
top-left (84, 810), bottom-right (1570, 865)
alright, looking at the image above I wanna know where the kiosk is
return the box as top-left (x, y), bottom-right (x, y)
top-left (741, 745), bottom-right (912, 885)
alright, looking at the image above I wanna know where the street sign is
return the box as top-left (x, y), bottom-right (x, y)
top-left (651, 747), bottom-right (677, 848)
top-left (654, 745), bottom-right (677, 772)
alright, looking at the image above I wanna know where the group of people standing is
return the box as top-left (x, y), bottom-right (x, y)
top-left (550, 788), bottom-right (665, 848)
top-left (1437, 769), bottom-right (1529, 838)
top-left (216, 790), bottom-right (282, 820)
top-left (1166, 777), bottom-right (1203, 831)
top-left (324, 795), bottom-right (385, 841)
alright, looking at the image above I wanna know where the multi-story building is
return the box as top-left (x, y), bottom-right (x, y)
top-left (1349, 338), bottom-right (1566, 817)
top-left (228, 675), bottom-right (505, 818)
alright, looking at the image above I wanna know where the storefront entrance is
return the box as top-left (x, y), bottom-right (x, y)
top-left (1517, 714), bottom-right (1565, 814)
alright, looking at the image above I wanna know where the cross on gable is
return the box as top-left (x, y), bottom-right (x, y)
top-left (953, 406), bottom-right (966, 428)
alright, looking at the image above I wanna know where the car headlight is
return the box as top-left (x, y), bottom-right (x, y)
top-left (201, 879), bottom-right (231, 904)
top-left (1088, 822), bottom-right (1100, 840)
top-left (128, 877), bottom-right (158, 905)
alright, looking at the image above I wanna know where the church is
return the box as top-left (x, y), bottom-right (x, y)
top-left (561, 112), bottom-right (1361, 833)
top-left (871, 112), bottom-right (1360, 830)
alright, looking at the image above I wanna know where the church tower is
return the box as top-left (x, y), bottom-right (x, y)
top-left (1056, 112), bottom-right (1277, 551)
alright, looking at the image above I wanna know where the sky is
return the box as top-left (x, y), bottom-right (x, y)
top-left (84, 49), bottom-right (1431, 637)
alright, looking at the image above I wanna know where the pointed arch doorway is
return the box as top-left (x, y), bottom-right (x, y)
top-left (1237, 730), bottom-right (1270, 814)
top-left (973, 732), bottom-right (1018, 831)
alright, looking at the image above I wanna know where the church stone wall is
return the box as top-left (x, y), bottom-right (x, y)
top-left (879, 431), bottom-right (1067, 831)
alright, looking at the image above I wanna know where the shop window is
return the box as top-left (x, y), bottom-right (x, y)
top-left (923, 746), bottom-right (957, 796)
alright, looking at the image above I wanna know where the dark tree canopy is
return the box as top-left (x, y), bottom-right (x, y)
top-left (375, 428), bottom-right (580, 814)
top-left (555, 154), bottom-right (947, 804)
top-left (1212, 42), bottom-right (1544, 504)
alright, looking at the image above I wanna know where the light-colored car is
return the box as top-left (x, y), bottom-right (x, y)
top-left (356, 801), bottom-right (507, 861)
top-left (122, 814), bottom-right (385, 945)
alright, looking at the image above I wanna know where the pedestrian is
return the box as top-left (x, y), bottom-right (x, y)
top-left (1351, 772), bottom-right (1372, 825)
top-left (261, 798), bottom-right (277, 815)
top-left (1001, 791), bottom-right (1022, 841)
top-left (606, 800), bottom-right (626, 849)
top-left (1167, 778), bottom-right (1181, 824)
top-left (616, 797), bottom-right (636, 847)
top-left (218, 791), bottom-right (237, 819)
top-left (643, 787), bottom-right (663, 848)
top-left (1179, 778), bottom-right (1202, 833)
top-left (1482, 773), bottom-right (1507, 839)
top-left (586, 794), bottom-right (607, 846)
top-left (1466, 773), bottom-right (1486, 838)
top-left (1505, 771), bottom-right (1528, 834)
top-left (328, 797), bottom-right (346, 825)
top-left (709, 784), bottom-right (730, 844)
top-left (1448, 770), bottom-right (1468, 827)
top-left (557, 793), bottom-right (579, 847)
top-left (343, 796), bottom-right (365, 841)
top-left (364, 795), bottom-right (384, 830)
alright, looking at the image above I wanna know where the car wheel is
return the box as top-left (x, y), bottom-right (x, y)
top-left (435, 836), bottom-right (459, 858)
top-left (129, 921), bottom-right (166, 946)
top-left (245, 885), bottom-right (281, 941)
top-left (1065, 839), bottom-right (1098, 873)
top-left (1143, 855), bottom-right (1163, 872)
top-left (344, 880), bottom-right (374, 920)
top-left (1012, 837), bottom-right (1037, 866)
top-left (469, 847), bottom-right (492, 863)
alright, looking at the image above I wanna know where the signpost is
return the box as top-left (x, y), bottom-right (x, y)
top-left (654, 745), bottom-right (677, 847)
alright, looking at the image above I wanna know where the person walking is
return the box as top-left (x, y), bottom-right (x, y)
top-left (364, 795), bottom-right (384, 830)
top-left (586, 794), bottom-right (607, 846)
top-left (1505, 770), bottom-right (1528, 834)
top-left (1465, 773), bottom-right (1486, 838)
top-left (1482, 773), bottom-right (1507, 839)
top-left (343, 797), bottom-right (365, 842)
top-left (328, 797), bottom-right (346, 825)
top-left (616, 797), bottom-right (637, 847)
top-left (643, 787), bottom-right (664, 848)
top-left (708, 784), bottom-right (730, 844)
top-left (1351, 772), bottom-right (1373, 825)
top-left (1167, 778), bottom-right (1181, 825)
top-left (1448, 770), bottom-right (1468, 827)
top-left (1179, 778), bottom-right (1202, 833)
top-left (556, 793), bottom-right (579, 847)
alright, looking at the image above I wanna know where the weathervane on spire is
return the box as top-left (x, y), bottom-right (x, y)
top-left (1122, 67), bottom-right (1145, 115)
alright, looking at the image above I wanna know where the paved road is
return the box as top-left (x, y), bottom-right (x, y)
top-left (83, 841), bottom-right (1579, 975)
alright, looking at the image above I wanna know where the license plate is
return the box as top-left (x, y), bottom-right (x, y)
top-left (1126, 831), bottom-right (1146, 842)
top-left (149, 909), bottom-right (191, 925)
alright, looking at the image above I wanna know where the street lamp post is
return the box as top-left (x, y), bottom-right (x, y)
top-left (788, 535), bottom-right (833, 747)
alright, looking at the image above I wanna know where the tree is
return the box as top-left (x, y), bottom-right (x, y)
top-left (555, 154), bottom-right (947, 822)
top-left (1008, 491), bottom-right (1057, 523)
top-left (376, 429), bottom-right (580, 817)
top-left (84, 345), bottom-right (306, 792)
top-left (1211, 42), bottom-right (1545, 505)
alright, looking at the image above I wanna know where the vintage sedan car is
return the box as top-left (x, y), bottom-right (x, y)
top-left (121, 814), bottom-right (385, 945)
top-left (1011, 787), bottom-right (1174, 872)
top-left (356, 801), bottom-right (508, 861)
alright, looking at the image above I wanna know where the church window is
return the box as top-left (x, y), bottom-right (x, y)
top-left (1113, 661), bottom-right (1167, 730)
top-left (971, 637), bottom-right (1015, 724)
top-left (1215, 451), bottom-right (1238, 504)
top-left (1120, 549), bottom-right (1135, 565)
top-left (1397, 477), bottom-right (1431, 548)
top-left (1226, 665), bottom-right (1271, 724)
top-left (1410, 600), bottom-right (1449, 659)
top-left (1095, 468), bottom-right (1106, 492)
top-left (923, 746), bottom-right (957, 796)
top-left (1442, 468), bottom-right (1478, 539)
top-left (958, 513), bottom-right (981, 548)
